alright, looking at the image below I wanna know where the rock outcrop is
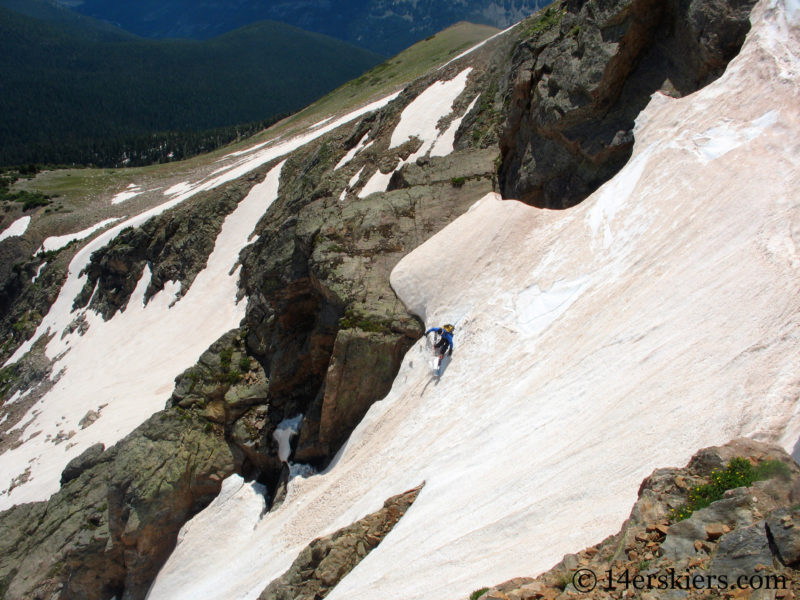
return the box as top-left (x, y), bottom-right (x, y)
top-left (498, 0), bottom-right (757, 208)
top-left (0, 408), bottom-right (240, 600)
top-left (472, 439), bottom-right (800, 600)
top-left (258, 483), bottom-right (423, 600)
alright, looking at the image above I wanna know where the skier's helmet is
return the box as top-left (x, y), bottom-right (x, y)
top-left (443, 324), bottom-right (454, 333)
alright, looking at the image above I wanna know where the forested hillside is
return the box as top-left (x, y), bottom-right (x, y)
top-left (0, 5), bottom-right (383, 167)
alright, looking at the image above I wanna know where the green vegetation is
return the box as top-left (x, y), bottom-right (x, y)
top-left (0, 166), bottom-right (53, 210)
top-left (219, 348), bottom-right (233, 371)
top-left (11, 310), bottom-right (43, 338)
top-left (554, 571), bottom-right (573, 590)
top-left (339, 307), bottom-right (391, 334)
top-left (469, 80), bottom-right (503, 148)
top-left (470, 588), bottom-right (489, 600)
top-left (450, 176), bottom-right (467, 187)
top-left (0, 365), bottom-right (18, 397)
top-left (238, 356), bottom-right (252, 372)
top-left (671, 457), bottom-right (792, 521)
top-left (524, 4), bottom-right (566, 38)
top-left (217, 347), bottom-right (244, 384)
top-left (0, 5), bottom-right (383, 167)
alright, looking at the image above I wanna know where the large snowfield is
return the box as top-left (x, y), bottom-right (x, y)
top-left (147, 2), bottom-right (800, 599)
top-left (2, 0), bottom-right (800, 598)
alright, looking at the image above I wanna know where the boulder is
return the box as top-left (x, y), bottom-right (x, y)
top-left (710, 522), bottom-right (773, 578)
top-left (60, 442), bottom-right (106, 485)
top-left (766, 508), bottom-right (800, 566)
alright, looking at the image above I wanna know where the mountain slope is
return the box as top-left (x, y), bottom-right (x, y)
top-left (146, 2), bottom-right (800, 592)
top-left (59, 0), bottom-right (548, 55)
top-left (0, 0), bottom-right (136, 40)
top-left (150, 0), bottom-right (800, 598)
top-left (0, 7), bottom-right (383, 166)
top-left (0, 0), bottom-right (798, 598)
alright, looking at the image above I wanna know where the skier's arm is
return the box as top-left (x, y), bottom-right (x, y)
top-left (425, 327), bottom-right (441, 335)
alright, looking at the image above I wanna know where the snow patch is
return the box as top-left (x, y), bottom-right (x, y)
top-left (111, 184), bottom-right (143, 205)
top-left (0, 216), bottom-right (31, 242)
top-left (430, 96), bottom-right (479, 157)
top-left (691, 110), bottom-right (779, 163)
top-left (509, 276), bottom-right (591, 338)
top-left (145, 475), bottom-right (267, 600)
top-left (586, 146), bottom-right (653, 250)
top-left (36, 217), bottom-right (123, 254)
top-left (32, 262), bottom-right (46, 283)
top-left (390, 68), bottom-right (472, 152)
top-left (201, 93), bottom-right (400, 195)
top-left (348, 166), bottom-right (364, 189)
top-left (273, 414), bottom-right (303, 463)
top-left (358, 69), bottom-right (473, 198)
top-left (341, 166), bottom-right (365, 201)
top-left (5, 390), bottom-right (25, 405)
top-left (163, 182), bottom-right (194, 197)
top-left (358, 169), bottom-right (394, 198)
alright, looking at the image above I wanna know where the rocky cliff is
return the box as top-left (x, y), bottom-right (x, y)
top-left (0, 0), bottom-right (771, 597)
top-left (497, 0), bottom-right (757, 208)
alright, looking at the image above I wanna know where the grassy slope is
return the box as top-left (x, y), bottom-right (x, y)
top-left (252, 22), bottom-right (501, 141)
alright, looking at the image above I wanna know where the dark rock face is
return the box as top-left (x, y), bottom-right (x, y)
top-left (0, 248), bottom-right (67, 365)
top-left (498, 0), bottom-right (757, 209)
top-left (258, 483), bottom-right (423, 600)
top-left (476, 439), bottom-right (800, 600)
top-left (168, 329), bottom-right (282, 480)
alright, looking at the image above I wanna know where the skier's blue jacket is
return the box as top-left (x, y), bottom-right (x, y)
top-left (426, 327), bottom-right (454, 352)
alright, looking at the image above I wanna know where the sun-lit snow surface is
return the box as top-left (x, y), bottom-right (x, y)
top-left (0, 92), bottom-right (401, 510)
top-left (334, 133), bottom-right (372, 170)
top-left (36, 217), bottom-right (123, 254)
top-left (0, 216), bottom-right (31, 242)
top-left (273, 414), bottom-right (303, 463)
top-left (111, 184), bottom-right (143, 204)
top-left (148, 3), bottom-right (800, 599)
top-left (359, 68), bottom-right (473, 198)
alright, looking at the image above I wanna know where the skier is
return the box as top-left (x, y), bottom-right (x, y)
top-left (425, 323), bottom-right (454, 367)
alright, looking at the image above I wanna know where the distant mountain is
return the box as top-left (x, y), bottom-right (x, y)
top-left (55, 0), bottom-right (549, 55)
top-left (0, 4), bottom-right (383, 166)
top-left (0, 0), bottom-right (135, 39)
